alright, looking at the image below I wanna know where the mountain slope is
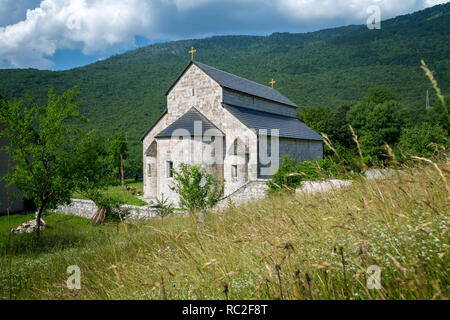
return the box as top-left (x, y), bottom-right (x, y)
top-left (1, 4), bottom-right (449, 161)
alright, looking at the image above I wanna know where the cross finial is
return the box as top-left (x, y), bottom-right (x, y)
top-left (269, 79), bottom-right (276, 88)
top-left (189, 46), bottom-right (197, 60)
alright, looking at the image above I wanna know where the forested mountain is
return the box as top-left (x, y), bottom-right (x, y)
top-left (0, 3), bottom-right (449, 162)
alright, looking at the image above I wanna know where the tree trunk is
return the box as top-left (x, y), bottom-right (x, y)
top-left (35, 206), bottom-right (43, 239)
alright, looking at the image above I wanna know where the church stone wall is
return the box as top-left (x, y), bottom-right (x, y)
top-left (155, 137), bottom-right (222, 204)
top-left (258, 137), bottom-right (324, 178)
top-left (144, 63), bottom-right (259, 204)
top-left (143, 63), bottom-right (319, 206)
top-left (278, 138), bottom-right (324, 162)
top-left (142, 112), bottom-right (169, 199)
top-left (223, 89), bottom-right (297, 117)
top-left (167, 64), bottom-right (223, 124)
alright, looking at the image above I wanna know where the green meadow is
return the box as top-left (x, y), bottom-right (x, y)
top-left (1, 161), bottom-right (448, 300)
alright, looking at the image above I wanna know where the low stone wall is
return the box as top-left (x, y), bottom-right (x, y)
top-left (215, 180), bottom-right (269, 210)
top-left (296, 179), bottom-right (352, 195)
top-left (54, 199), bottom-right (158, 220)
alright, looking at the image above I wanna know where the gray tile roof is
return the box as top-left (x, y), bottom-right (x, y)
top-left (165, 61), bottom-right (298, 108)
top-left (224, 103), bottom-right (324, 141)
top-left (155, 107), bottom-right (224, 138)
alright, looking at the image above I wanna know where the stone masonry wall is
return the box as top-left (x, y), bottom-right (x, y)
top-left (54, 199), bottom-right (158, 220)
top-left (214, 180), bottom-right (269, 210)
top-left (143, 63), bottom-right (259, 205)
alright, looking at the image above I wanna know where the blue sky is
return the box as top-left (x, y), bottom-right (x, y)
top-left (0, 0), bottom-right (448, 70)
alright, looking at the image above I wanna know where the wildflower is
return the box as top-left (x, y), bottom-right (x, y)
top-left (167, 245), bottom-right (170, 249)
top-left (172, 249), bottom-right (176, 252)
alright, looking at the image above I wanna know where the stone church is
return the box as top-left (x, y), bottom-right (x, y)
top-left (141, 60), bottom-right (323, 204)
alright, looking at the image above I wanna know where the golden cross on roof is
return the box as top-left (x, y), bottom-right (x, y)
top-left (189, 46), bottom-right (197, 60)
top-left (269, 79), bottom-right (276, 88)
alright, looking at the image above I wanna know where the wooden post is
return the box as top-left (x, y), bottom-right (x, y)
top-left (120, 154), bottom-right (125, 202)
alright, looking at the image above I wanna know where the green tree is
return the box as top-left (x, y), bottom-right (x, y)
top-left (363, 86), bottom-right (398, 105)
top-left (347, 88), bottom-right (409, 161)
top-left (297, 106), bottom-right (332, 135)
top-left (0, 88), bottom-right (110, 238)
top-left (397, 123), bottom-right (449, 159)
top-left (109, 131), bottom-right (129, 181)
top-left (154, 193), bottom-right (175, 223)
top-left (170, 164), bottom-right (223, 215)
top-left (425, 96), bottom-right (449, 134)
top-left (328, 102), bottom-right (354, 148)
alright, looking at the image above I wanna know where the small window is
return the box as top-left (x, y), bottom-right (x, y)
top-left (147, 163), bottom-right (152, 177)
top-left (233, 139), bottom-right (238, 155)
top-left (192, 88), bottom-right (195, 96)
top-left (167, 161), bottom-right (174, 178)
top-left (232, 165), bottom-right (238, 178)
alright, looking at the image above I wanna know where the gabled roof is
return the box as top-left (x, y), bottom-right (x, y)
top-left (155, 107), bottom-right (224, 138)
top-left (165, 61), bottom-right (298, 108)
top-left (224, 103), bottom-right (324, 141)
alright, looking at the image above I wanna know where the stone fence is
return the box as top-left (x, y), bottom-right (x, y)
top-left (214, 180), bottom-right (269, 210)
top-left (56, 171), bottom-right (392, 220)
top-left (54, 199), bottom-right (159, 220)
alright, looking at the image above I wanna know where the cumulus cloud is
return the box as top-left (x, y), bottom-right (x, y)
top-left (0, 0), bottom-right (448, 69)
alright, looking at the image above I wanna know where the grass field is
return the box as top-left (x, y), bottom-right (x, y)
top-left (72, 179), bottom-right (147, 206)
top-left (0, 161), bottom-right (448, 300)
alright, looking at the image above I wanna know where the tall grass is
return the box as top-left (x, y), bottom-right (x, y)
top-left (1, 159), bottom-right (448, 300)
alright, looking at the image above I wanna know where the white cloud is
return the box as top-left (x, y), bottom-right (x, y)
top-left (0, 0), bottom-right (153, 68)
top-left (277, 0), bottom-right (449, 22)
top-left (0, 0), bottom-right (42, 26)
top-left (0, 0), bottom-right (448, 69)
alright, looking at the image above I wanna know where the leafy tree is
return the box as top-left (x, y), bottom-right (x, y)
top-left (397, 123), bottom-right (449, 159)
top-left (327, 102), bottom-right (354, 148)
top-left (0, 88), bottom-right (110, 237)
top-left (425, 96), bottom-right (449, 134)
top-left (109, 131), bottom-right (129, 180)
top-left (297, 106), bottom-right (332, 135)
top-left (124, 156), bottom-right (143, 181)
top-left (170, 164), bottom-right (223, 214)
top-left (347, 88), bottom-right (409, 161)
top-left (363, 87), bottom-right (398, 105)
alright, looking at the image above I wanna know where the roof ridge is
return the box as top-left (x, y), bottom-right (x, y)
top-left (193, 61), bottom-right (297, 108)
top-left (165, 60), bottom-right (298, 108)
top-left (194, 61), bottom-right (276, 92)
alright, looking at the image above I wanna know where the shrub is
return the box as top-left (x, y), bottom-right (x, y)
top-left (397, 122), bottom-right (449, 160)
top-left (170, 164), bottom-right (223, 214)
top-left (90, 193), bottom-right (127, 224)
top-left (154, 193), bottom-right (175, 222)
top-left (267, 156), bottom-right (345, 194)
